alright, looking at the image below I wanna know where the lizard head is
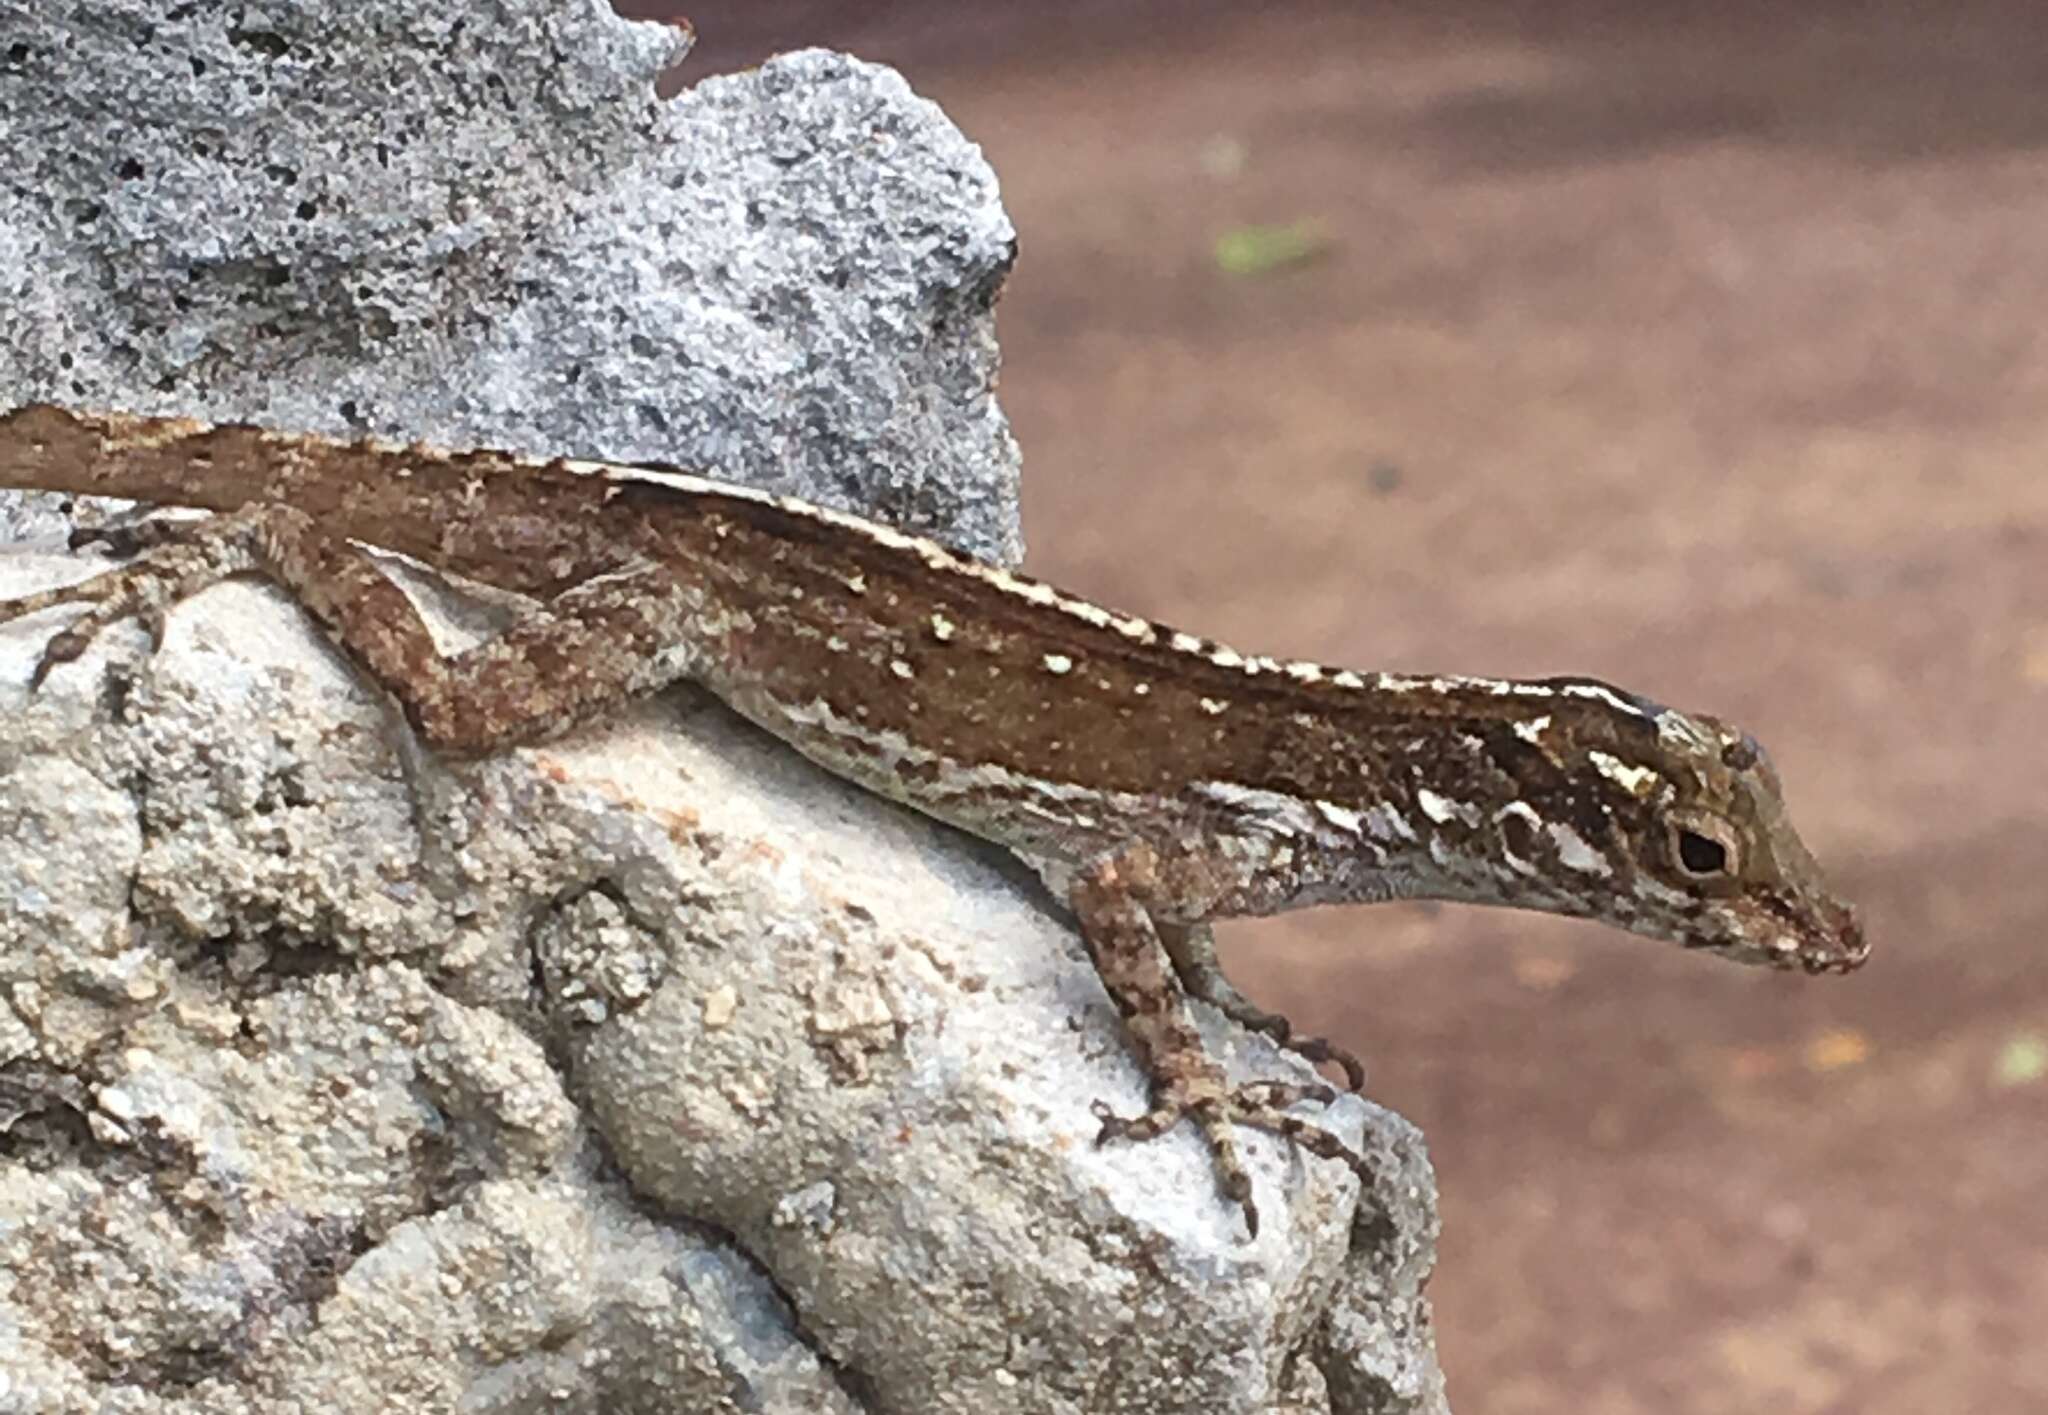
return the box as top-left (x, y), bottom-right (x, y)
top-left (1530, 700), bottom-right (1868, 975)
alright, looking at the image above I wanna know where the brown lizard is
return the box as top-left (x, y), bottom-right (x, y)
top-left (0, 404), bottom-right (1867, 1237)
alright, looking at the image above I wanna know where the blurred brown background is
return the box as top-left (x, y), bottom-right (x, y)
top-left (626, 4), bottom-right (2047, 1410)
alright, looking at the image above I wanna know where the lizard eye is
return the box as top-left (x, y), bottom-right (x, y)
top-left (1669, 814), bottom-right (1741, 881)
top-left (1677, 830), bottom-right (1726, 874)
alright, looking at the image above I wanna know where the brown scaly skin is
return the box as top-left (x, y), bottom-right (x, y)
top-left (0, 405), bottom-right (1866, 1237)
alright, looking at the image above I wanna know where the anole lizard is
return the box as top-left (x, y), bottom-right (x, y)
top-left (0, 405), bottom-right (1866, 1236)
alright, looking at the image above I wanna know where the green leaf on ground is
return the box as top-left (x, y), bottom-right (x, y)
top-left (1214, 220), bottom-right (1332, 276)
top-left (1993, 1033), bottom-right (2048, 1087)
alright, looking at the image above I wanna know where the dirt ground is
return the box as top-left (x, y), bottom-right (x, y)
top-left (647, 4), bottom-right (2048, 1409)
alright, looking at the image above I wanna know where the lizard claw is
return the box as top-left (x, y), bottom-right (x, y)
top-left (28, 627), bottom-right (90, 690)
top-left (1243, 1019), bottom-right (1367, 1094)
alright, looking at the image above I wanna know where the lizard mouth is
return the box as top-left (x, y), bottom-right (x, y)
top-left (1691, 897), bottom-right (1868, 974)
top-left (1754, 889), bottom-right (1868, 975)
top-left (1805, 904), bottom-right (1870, 974)
top-left (1801, 952), bottom-right (1862, 975)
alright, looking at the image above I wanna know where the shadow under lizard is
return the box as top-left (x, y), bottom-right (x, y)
top-left (0, 405), bottom-right (1867, 1238)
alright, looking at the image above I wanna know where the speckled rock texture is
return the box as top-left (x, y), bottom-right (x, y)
top-left (0, 3), bottom-right (1448, 1412)
top-left (0, 0), bottom-right (1019, 560)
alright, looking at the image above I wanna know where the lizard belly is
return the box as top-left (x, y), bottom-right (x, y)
top-left (716, 678), bottom-right (1133, 868)
top-left (715, 678), bottom-right (1416, 921)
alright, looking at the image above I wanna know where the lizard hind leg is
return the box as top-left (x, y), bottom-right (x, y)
top-left (2, 496), bottom-right (705, 754)
top-left (1070, 849), bottom-right (1372, 1239)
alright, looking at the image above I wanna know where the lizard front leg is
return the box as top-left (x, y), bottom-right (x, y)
top-left (1070, 844), bottom-right (1372, 1238)
top-left (1, 501), bottom-right (708, 752)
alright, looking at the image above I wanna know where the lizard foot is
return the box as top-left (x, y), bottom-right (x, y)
top-left (2, 506), bottom-right (270, 688)
top-left (1091, 1078), bottom-right (1372, 1239)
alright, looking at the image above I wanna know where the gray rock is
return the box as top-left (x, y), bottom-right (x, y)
top-left (0, 1), bottom-right (1020, 560)
top-left (0, 1), bottom-right (1448, 1411)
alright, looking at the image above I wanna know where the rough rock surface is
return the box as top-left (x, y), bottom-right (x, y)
top-left (0, 2), bottom-right (1448, 1411)
top-left (0, 0), bottom-right (1019, 560)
